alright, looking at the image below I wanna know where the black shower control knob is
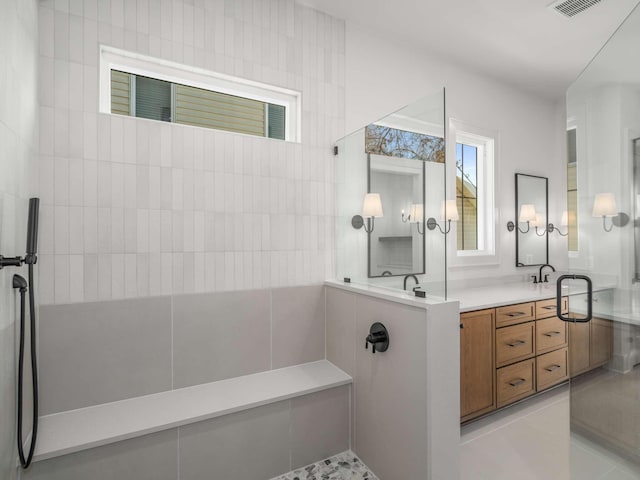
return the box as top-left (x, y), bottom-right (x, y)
top-left (365, 322), bottom-right (389, 354)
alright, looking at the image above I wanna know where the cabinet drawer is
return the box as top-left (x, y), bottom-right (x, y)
top-left (536, 297), bottom-right (568, 319)
top-left (496, 322), bottom-right (535, 367)
top-left (497, 359), bottom-right (535, 407)
top-left (496, 302), bottom-right (535, 327)
top-left (536, 347), bottom-right (568, 391)
top-left (536, 317), bottom-right (567, 354)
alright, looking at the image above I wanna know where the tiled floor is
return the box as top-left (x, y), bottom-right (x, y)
top-left (460, 380), bottom-right (640, 479)
top-left (270, 451), bottom-right (379, 480)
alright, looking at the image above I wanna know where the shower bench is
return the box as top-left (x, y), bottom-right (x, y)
top-left (31, 360), bottom-right (351, 463)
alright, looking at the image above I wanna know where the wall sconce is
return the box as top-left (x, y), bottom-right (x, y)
top-left (409, 203), bottom-right (425, 234)
top-left (427, 200), bottom-right (459, 234)
top-left (401, 204), bottom-right (424, 233)
top-left (507, 204), bottom-right (536, 233)
top-left (547, 211), bottom-right (568, 236)
top-left (592, 193), bottom-right (629, 232)
top-left (352, 193), bottom-right (384, 233)
top-left (533, 213), bottom-right (547, 236)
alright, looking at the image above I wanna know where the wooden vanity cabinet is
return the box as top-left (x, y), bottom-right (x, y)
top-left (591, 318), bottom-right (613, 366)
top-left (568, 321), bottom-right (590, 376)
top-left (461, 296), bottom-right (571, 423)
top-left (460, 309), bottom-right (496, 422)
top-left (568, 317), bottom-right (613, 377)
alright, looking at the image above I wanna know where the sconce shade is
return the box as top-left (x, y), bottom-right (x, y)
top-left (362, 193), bottom-right (383, 218)
top-left (440, 200), bottom-right (459, 222)
top-left (409, 203), bottom-right (424, 223)
top-left (531, 213), bottom-right (545, 228)
top-left (560, 211), bottom-right (569, 226)
top-left (592, 193), bottom-right (617, 217)
top-left (518, 204), bottom-right (537, 223)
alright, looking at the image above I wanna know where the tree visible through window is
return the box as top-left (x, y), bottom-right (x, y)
top-left (456, 143), bottom-right (478, 250)
top-left (364, 124), bottom-right (445, 163)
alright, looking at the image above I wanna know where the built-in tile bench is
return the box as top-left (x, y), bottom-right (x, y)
top-left (33, 360), bottom-right (351, 463)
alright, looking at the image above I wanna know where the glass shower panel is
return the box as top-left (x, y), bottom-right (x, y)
top-left (334, 88), bottom-right (447, 298)
top-left (566, 3), bottom-right (640, 475)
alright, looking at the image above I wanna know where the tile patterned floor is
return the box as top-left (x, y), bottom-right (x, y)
top-left (270, 451), bottom-right (379, 480)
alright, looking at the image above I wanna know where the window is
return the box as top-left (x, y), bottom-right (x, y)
top-left (100, 46), bottom-right (300, 142)
top-left (456, 143), bottom-right (478, 250)
top-left (449, 120), bottom-right (496, 264)
top-left (567, 128), bottom-right (578, 251)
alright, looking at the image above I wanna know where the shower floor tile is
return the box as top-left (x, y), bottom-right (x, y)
top-left (270, 451), bottom-right (379, 480)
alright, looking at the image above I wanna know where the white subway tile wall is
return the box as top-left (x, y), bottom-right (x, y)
top-left (37, 0), bottom-right (346, 305)
top-left (0, 1), bottom-right (39, 479)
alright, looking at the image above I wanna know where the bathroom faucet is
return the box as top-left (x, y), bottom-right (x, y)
top-left (538, 264), bottom-right (556, 283)
top-left (403, 274), bottom-right (420, 291)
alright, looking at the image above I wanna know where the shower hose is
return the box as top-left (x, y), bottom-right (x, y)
top-left (15, 263), bottom-right (38, 468)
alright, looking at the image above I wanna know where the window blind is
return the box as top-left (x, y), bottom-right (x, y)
top-left (135, 75), bottom-right (172, 122)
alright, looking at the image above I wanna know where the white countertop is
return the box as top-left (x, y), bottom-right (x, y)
top-left (450, 279), bottom-right (617, 313)
top-left (325, 279), bottom-right (453, 309)
top-left (451, 282), bottom-right (563, 312)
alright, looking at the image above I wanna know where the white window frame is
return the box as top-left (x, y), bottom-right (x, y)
top-left (447, 119), bottom-right (498, 267)
top-left (566, 118), bottom-right (579, 257)
top-left (99, 45), bottom-right (301, 142)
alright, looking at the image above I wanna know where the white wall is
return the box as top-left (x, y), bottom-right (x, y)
top-left (343, 23), bottom-right (568, 285)
top-left (0, 0), bottom-right (39, 478)
top-left (37, 0), bottom-right (345, 305)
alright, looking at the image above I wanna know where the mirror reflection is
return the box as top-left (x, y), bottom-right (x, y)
top-left (368, 153), bottom-right (425, 277)
top-left (515, 173), bottom-right (548, 266)
top-left (364, 123), bottom-right (444, 277)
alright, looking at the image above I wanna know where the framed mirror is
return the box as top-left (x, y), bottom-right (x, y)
top-left (367, 153), bottom-right (426, 277)
top-left (515, 173), bottom-right (548, 267)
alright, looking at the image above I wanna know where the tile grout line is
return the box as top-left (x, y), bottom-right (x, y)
top-left (270, 288), bottom-right (273, 370)
top-left (171, 294), bottom-right (174, 390)
top-left (288, 399), bottom-right (292, 472)
top-left (324, 284), bottom-right (327, 360)
top-left (176, 427), bottom-right (180, 480)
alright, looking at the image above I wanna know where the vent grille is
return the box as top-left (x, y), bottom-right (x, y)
top-left (550, 0), bottom-right (602, 17)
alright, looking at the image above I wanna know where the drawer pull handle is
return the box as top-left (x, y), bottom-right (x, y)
top-left (509, 378), bottom-right (526, 387)
top-left (544, 364), bottom-right (562, 372)
top-left (542, 305), bottom-right (556, 310)
top-left (505, 311), bottom-right (527, 317)
top-left (543, 331), bottom-right (561, 337)
top-left (506, 340), bottom-right (526, 347)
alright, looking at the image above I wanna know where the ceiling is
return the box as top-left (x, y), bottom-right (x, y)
top-left (299, 0), bottom-right (640, 100)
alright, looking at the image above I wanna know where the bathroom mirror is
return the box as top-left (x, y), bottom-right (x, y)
top-left (334, 88), bottom-right (446, 294)
top-left (515, 173), bottom-right (548, 266)
top-left (367, 148), bottom-right (426, 277)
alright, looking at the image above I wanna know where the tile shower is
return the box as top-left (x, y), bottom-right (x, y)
top-left (2, 1), bottom-right (461, 479)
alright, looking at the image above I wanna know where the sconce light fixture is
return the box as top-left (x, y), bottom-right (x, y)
top-left (507, 204), bottom-right (536, 233)
top-left (548, 211), bottom-right (569, 236)
top-left (592, 193), bottom-right (629, 232)
top-left (427, 200), bottom-right (459, 234)
top-left (533, 213), bottom-right (547, 236)
top-left (352, 193), bottom-right (384, 233)
top-left (409, 203), bottom-right (425, 234)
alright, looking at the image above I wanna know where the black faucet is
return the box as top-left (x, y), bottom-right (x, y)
top-left (403, 274), bottom-right (419, 291)
top-left (538, 264), bottom-right (556, 283)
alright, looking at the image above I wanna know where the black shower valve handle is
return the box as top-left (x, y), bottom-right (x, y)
top-left (365, 322), bottom-right (389, 354)
top-left (365, 332), bottom-right (384, 353)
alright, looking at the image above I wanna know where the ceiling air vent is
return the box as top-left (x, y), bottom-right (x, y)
top-left (549, 0), bottom-right (602, 17)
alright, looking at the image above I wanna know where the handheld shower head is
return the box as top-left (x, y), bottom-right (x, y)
top-left (25, 198), bottom-right (39, 264)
